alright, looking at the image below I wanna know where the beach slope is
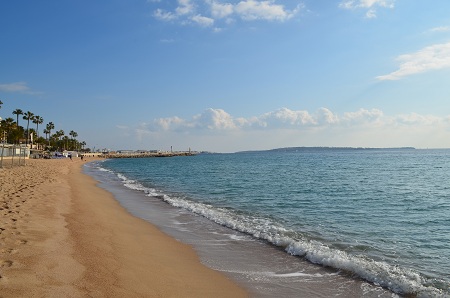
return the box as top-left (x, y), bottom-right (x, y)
top-left (0, 159), bottom-right (247, 297)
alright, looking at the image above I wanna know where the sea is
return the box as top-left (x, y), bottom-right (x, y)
top-left (84, 148), bottom-right (450, 297)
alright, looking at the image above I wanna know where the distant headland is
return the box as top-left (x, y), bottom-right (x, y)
top-left (237, 146), bottom-right (416, 154)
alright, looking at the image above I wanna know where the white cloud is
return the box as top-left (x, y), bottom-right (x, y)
top-left (234, 0), bottom-right (299, 21)
top-left (144, 107), bottom-right (404, 132)
top-left (342, 108), bottom-right (383, 124)
top-left (210, 1), bottom-right (234, 19)
top-left (160, 38), bottom-right (175, 43)
top-left (176, 0), bottom-right (195, 15)
top-left (394, 113), bottom-right (441, 126)
top-left (193, 108), bottom-right (237, 129)
top-left (153, 116), bottom-right (186, 131)
top-left (317, 107), bottom-right (340, 125)
top-left (150, 109), bottom-right (237, 131)
top-left (339, 0), bottom-right (394, 18)
top-left (191, 14), bottom-right (214, 26)
top-left (339, 0), bottom-right (394, 9)
top-left (429, 26), bottom-right (450, 33)
top-left (0, 81), bottom-right (41, 95)
top-left (365, 9), bottom-right (376, 18)
top-left (256, 108), bottom-right (316, 127)
top-left (154, 8), bottom-right (177, 21)
top-left (153, 0), bottom-right (194, 21)
top-left (0, 81), bottom-right (30, 93)
top-left (150, 0), bottom-right (302, 28)
top-left (377, 42), bottom-right (450, 80)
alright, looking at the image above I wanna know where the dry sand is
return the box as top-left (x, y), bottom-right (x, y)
top-left (0, 158), bottom-right (248, 297)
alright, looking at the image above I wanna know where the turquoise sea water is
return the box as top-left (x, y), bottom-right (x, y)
top-left (88, 148), bottom-right (450, 297)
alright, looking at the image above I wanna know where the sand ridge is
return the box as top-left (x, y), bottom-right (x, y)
top-left (0, 158), bottom-right (248, 297)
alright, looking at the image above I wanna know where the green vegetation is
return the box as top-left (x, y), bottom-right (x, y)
top-left (0, 99), bottom-right (89, 152)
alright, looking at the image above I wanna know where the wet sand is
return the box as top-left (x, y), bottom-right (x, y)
top-left (0, 158), bottom-right (248, 297)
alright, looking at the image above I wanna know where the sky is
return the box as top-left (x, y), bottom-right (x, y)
top-left (1, 0), bottom-right (450, 152)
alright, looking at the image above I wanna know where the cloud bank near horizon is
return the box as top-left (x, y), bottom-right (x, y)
top-left (140, 107), bottom-right (444, 132)
top-left (113, 107), bottom-right (450, 152)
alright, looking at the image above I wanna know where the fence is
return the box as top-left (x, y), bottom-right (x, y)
top-left (0, 143), bottom-right (30, 168)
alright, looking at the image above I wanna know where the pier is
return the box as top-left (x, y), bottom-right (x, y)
top-left (100, 151), bottom-right (197, 158)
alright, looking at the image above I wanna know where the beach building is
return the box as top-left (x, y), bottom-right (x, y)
top-left (0, 144), bottom-right (30, 168)
top-left (63, 150), bottom-right (79, 158)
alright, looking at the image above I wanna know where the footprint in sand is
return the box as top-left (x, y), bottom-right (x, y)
top-left (0, 260), bottom-right (13, 268)
top-left (0, 248), bottom-right (16, 254)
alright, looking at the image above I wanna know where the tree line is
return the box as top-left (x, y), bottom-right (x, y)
top-left (0, 100), bottom-right (88, 152)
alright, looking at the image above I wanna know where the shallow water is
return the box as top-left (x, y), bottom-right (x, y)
top-left (85, 148), bottom-right (450, 297)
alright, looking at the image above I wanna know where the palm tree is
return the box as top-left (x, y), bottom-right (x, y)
top-left (63, 135), bottom-right (69, 150)
top-left (56, 129), bottom-right (64, 140)
top-left (69, 130), bottom-right (78, 150)
top-left (23, 111), bottom-right (34, 146)
top-left (1, 117), bottom-right (15, 143)
top-left (32, 115), bottom-right (44, 138)
top-left (43, 128), bottom-right (50, 142)
top-left (46, 122), bottom-right (55, 145)
top-left (12, 109), bottom-right (24, 143)
top-left (69, 130), bottom-right (77, 139)
top-left (35, 136), bottom-right (46, 150)
top-left (12, 109), bottom-right (23, 126)
top-left (53, 129), bottom-right (64, 150)
top-left (10, 127), bottom-right (24, 145)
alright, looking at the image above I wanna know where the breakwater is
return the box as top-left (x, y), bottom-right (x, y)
top-left (100, 152), bottom-right (196, 158)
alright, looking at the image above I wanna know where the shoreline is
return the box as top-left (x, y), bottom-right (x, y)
top-left (88, 158), bottom-right (396, 298)
top-left (0, 159), bottom-right (248, 297)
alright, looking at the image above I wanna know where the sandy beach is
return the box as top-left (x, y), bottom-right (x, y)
top-left (0, 158), bottom-right (248, 297)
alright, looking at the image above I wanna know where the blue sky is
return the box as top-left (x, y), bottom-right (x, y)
top-left (1, 0), bottom-right (450, 152)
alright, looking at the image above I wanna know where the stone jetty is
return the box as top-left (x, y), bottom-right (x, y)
top-left (100, 151), bottom-right (197, 158)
